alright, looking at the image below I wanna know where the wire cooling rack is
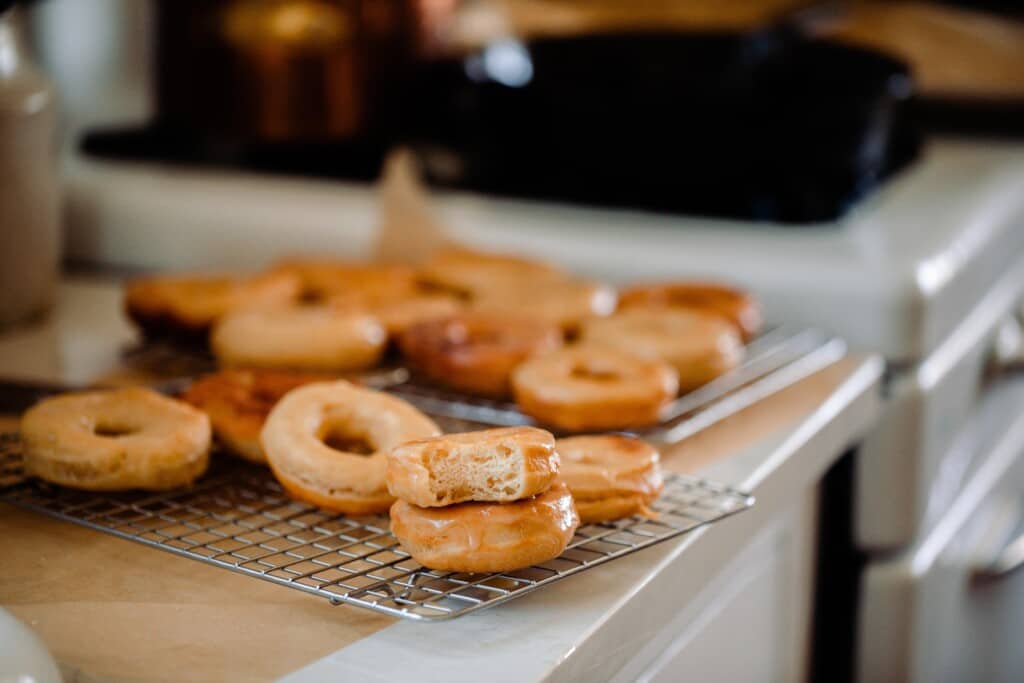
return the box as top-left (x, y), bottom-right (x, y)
top-left (0, 435), bottom-right (753, 622)
top-left (0, 325), bottom-right (830, 620)
top-left (389, 325), bottom-right (847, 445)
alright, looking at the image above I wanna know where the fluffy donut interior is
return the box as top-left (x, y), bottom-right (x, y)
top-left (422, 442), bottom-right (525, 503)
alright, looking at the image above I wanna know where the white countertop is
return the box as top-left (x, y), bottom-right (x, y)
top-left (0, 277), bottom-right (136, 386)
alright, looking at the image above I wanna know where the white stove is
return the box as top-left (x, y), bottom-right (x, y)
top-left (64, 135), bottom-right (1024, 681)
top-left (67, 140), bottom-right (1024, 361)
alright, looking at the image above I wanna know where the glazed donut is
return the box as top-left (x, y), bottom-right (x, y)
top-left (387, 427), bottom-right (559, 507)
top-left (418, 247), bottom-right (567, 298)
top-left (389, 482), bottom-right (579, 573)
top-left (181, 369), bottom-right (332, 463)
top-left (20, 387), bottom-right (211, 491)
top-left (366, 293), bottom-right (464, 337)
top-left (471, 279), bottom-right (618, 333)
top-left (272, 259), bottom-right (419, 304)
top-left (619, 281), bottom-right (763, 341)
top-left (399, 312), bottom-right (562, 398)
top-left (124, 271), bottom-right (300, 338)
top-left (211, 303), bottom-right (387, 372)
top-left (511, 346), bottom-right (678, 432)
top-left (260, 380), bottom-right (440, 514)
top-left (580, 308), bottom-right (744, 392)
top-left (556, 435), bottom-right (664, 523)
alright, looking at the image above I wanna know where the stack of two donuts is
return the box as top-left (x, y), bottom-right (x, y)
top-left (386, 427), bottom-right (579, 573)
top-left (386, 427), bottom-right (667, 572)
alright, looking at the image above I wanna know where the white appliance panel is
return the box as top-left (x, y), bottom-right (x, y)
top-left (859, 377), bottom-right (1024, 683)
top-left (857, 256), bottom-right (1024, 549)
top-left (65, 140), bottom-right (1024, 362)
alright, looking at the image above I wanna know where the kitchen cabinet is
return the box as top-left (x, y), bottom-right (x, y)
top-left (623, 492), bottom-right (817, 683)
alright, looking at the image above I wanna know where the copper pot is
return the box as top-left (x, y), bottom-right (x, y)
top-left (156, 0), bottom-right (445, 144)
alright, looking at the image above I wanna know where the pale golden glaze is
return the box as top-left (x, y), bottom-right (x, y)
top-left (212, 303), bottom-right (387, 371)
top-left (271, 259), bottom-right (420, 304)
top-left (366, 294), bottom-right (464, 337)
top-left (512, 346), bottom-right (678, 432)
top-left (124, 270), bottom-right (300, 334)
top-left (386, 426), bottom-right (559, 507)
top-left (182, 369), bottom-right (335, 463)
top-left (389, 482), bottom-right (580, 573)
top-left (580, 308), bottom-right (743, 392)
top-left (556, 435), bottom-right (664, 523)
top-left (399, 312), bottom-right (562, 398)
top-left (260, 381), bottom-right (439, 515)
top-left (619, 281), bottom-right (763, 341)
top-left (417, 247), bottom-right (568, 298)
top-left (20, 387), bottom-right (211, 491)
top-left (572, 495), bottom-right (656, 524)
top-left (470, 279), bottom-right (617, 332)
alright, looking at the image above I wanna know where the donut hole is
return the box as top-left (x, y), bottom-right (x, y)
top-left (421, 281), bottom-right (471, 302)
top-left (298, 289), bottom-right (328, 304)
top-left (93, 421), bottom-right (140, 438)
top-left (570, 364), bottom-right (621, 382)
top-left (320, 425), bottom-right (376, 456)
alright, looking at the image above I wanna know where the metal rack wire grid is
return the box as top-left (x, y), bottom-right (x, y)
top-left (0, 436), bottom-right (753, 622)
top-left (0, 325), bottom-right (837, 620)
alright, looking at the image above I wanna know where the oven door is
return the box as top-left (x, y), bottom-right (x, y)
top-left (856, 258), bottom-right (1024, 552)
top-left (858, 381), bottom-right (1024, 682)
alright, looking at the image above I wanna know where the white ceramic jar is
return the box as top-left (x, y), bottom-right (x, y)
top-left (0, 3), bottom-right (60, 327)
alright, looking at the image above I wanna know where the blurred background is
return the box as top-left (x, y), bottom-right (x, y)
top-left (23, 0), bottom-right (1024, 220)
